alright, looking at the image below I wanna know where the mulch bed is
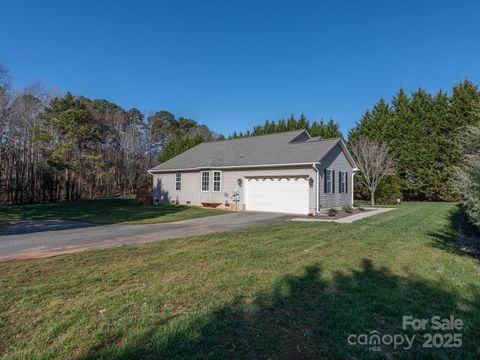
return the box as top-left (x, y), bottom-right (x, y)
top-left (315, 207), bottom-right (373, 220)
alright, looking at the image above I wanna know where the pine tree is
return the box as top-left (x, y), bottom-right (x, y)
top-left (323, 118), bottom-right (342, 138)
top-left (309, 120), bottom-right (320, 137)
top-left (264, 120), bottom-right (276, 134)
top-left (286, 115), bottom-right (297, 130)
top-left (348, 82), bottom-right (480, 201)
top-left (297, 113), bottom-right (309, 130)
top-left (252, 126), bottom-right (263, 136)
top-left (157, 135), bottom-right (204, 163)
top-left (431, 90), bottom-right (453, 199)
top-left (277, 119), bottom-right (287, 132)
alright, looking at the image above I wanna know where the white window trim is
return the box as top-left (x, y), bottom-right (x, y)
top-left (213, 170), bottom-right (222, 192)
top-left (201, 171), bottom-right (210, 192)
top-left (175, 172), bottom-right (182, 191)
top-left (326, 169), bottom-right (333, 194)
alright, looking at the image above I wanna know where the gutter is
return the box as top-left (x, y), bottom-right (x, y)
top-left (351, 167), bottom-right (360, 206)
top-left (149, 162), bottom-right (318, 174)
top-left (312, 162), bottom-right (321, 214)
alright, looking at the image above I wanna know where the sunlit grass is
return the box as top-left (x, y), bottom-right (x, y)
top-left (1, 202), bottom-right (479, 359)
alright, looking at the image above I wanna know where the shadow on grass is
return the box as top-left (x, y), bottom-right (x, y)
top-left (428, 203), bottom-right (480, 260)
top-left (0, 219), bottom-right (97, 236)
top-left (82, 260), bottom-right (480, 359)
top-left (0, 198), bottom-right (197, 229)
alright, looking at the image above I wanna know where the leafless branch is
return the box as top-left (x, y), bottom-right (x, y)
top-left (349, 138), bottom-right (397, 205)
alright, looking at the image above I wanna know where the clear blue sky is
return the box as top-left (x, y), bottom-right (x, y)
top-left (1, 0), bottom-right (479, 136)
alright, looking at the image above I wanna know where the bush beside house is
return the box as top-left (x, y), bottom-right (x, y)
top-left (456, 126), bottom-right (480, 230)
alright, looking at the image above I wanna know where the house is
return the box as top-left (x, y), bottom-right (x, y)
top-left (148, 130), bottom-right (358, 215)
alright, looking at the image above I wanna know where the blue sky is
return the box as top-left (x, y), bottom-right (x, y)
top-left (1, 0), bottom-right (479, 136)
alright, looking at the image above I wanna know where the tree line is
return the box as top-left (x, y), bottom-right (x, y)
top-left (223, 114), bottom-right (343, 139)
top-left (2, 60), bottom-right (479, 218)
top-left (348, 80), bottom-right (480, 202)
top-left (0, 65), bottom-right (213, 204)
top-left (0, 62), bottom-right (344, 205)
top-left (217, 80), bottom-right (480, 210)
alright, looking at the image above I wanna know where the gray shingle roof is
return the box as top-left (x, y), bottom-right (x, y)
top-left (149, 130), bottom-right (343, 172)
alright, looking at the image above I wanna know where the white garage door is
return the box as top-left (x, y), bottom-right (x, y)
top-left (245, 177), bottom-right (310, 215)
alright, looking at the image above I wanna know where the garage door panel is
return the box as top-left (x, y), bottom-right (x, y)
top-left (245, 177), bottom-right (309, 215)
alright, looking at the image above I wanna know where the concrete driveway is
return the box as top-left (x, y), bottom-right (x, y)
top-left (0, 212), bottom-right (290, 262)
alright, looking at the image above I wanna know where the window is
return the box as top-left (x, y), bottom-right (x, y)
top-left (339, 171), bottom-right (347, 193)
top-left (325, 169), bottom-right (333, 193)
top-left (201, 171), bottom-right (210, 192)
top-left (175, 172), bottom-right (181, 191)
top-left (213, 171), bottom-right (221, 192)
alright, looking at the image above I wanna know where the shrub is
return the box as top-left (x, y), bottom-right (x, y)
top-left (376, 175), bottom-right (403, 205)
top-left (328, 208), bottom-right (338, 217)
top-left (457, 167), bottom-right (480, 230)
top-left (353, 181), bottom-right (370, 202)
top-left (343, 206), bottom-right (353, 213)
top-left (456, 126), bottom-right (480, 230)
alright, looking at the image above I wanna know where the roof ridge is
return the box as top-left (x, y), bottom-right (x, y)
top-left (300, 136), bottom-right (341, 142)
top-left (205, 129), bottom-right (305, 145)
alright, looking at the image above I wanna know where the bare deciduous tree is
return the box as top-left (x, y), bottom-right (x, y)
top-left (0, 64), bottom-right (213, 204)
top-left (349, 138), bottom-right (397, 205)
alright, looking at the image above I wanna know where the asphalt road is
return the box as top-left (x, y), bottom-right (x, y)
top-left (0, 212), bottom-right (290, 262)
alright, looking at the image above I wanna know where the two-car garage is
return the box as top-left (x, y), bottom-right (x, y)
top-left (244, 176), bottom-right (310, 215)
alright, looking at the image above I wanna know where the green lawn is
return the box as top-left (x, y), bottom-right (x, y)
top-left (1, 202), bottom-right (479, 359)
top-left (0, 197), bottom-right (224, 225)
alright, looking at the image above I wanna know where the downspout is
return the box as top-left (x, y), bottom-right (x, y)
top-left (312, 163), bottom-right (320, 214)
top-left (352, 168), bottom-right (359, 206)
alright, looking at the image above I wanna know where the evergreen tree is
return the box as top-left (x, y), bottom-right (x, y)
top-left (252, 125), bottom-right (264, 136)
top-left (431, 90), bottom-right (454, 199)
top-left (309, 120), bottom-right (320, 137)
top-left (286, 115), bottom-right (297, 130)
top-left (157, 135), bottom-right (204, 164)
top-left (321, 118), bottom-right (343, 138)
top-left (297, 114), bottom-right (309, 130)
top-left (348, 82), bottom-right (480, 201)
top-left (228, 114), bottom-right (343, 140)
top-left (42, 93), bottom-right (103, 201)
top-left (264, 120), bottom-right (276, 134)
top-left (277, 119), bottom-right (287, 132)
top-left (449, 79), bottom-right (480, 127)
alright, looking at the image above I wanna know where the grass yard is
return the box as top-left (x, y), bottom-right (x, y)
top-left (0, 197), bottom-right (224, 225)
top-left (1, 202), bottom-right (479, 359)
